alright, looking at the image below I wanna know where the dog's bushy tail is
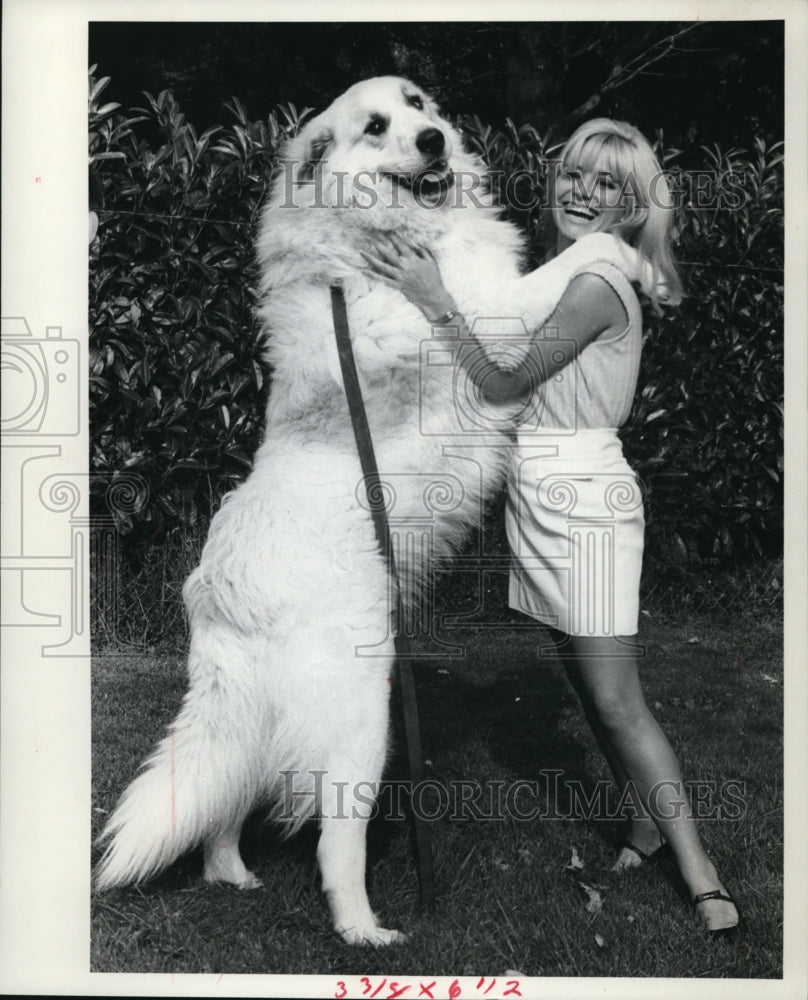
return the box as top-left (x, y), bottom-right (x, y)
top-left (95, 647), bottom-right (264, 890)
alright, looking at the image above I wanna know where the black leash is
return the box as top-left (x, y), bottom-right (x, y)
top-left (330, 283), bottom-right (435, 911)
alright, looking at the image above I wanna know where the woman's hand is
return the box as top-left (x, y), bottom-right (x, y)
top-left (361, 234), bottom-right (457, 321)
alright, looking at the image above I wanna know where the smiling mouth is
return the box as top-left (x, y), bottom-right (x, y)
top-left (563, 205), bottom-right (597, 221)
top-left (385, 161), bottom-right (455, 200)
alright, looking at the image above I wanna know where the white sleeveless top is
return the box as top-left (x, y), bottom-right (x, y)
top-left (519, 260), bottom-right (643, 434)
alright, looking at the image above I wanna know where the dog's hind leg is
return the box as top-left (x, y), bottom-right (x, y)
top-left (94, 632), bottom-right (265, 891)
top-left (203, 818), bottom-right (263, 889)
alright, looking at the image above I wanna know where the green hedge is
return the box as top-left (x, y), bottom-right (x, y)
top-left (89, 74), bottom-right (312, 538)
top-left (623, 141), bottom-right (783, 565)
top-left (89, 71), bottom-right (783, 568)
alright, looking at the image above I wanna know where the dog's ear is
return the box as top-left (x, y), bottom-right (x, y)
top-left (297, 128), bottom-right (334, 183)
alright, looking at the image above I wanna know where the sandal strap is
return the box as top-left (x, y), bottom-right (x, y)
top-left (620, 842), bottom-right (651, 862)
top-left (692, 890), bottom-right (735, 906)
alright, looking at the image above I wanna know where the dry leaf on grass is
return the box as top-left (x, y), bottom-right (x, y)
top-left (578, 882), bottom-right (604, 914)
top-left (565, 846), bottom-right (585, 871)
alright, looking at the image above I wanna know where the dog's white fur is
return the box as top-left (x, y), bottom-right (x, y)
top-left (95, 77), bottom-right (642, 945)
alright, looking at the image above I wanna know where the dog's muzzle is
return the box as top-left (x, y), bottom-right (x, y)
top-left (384, 160), bottom-right (455, 203)
top-left (381, 126), bottom-right (455, 202)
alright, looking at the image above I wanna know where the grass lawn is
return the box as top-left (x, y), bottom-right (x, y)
top-left (91, 579), bottom-right (783, 981)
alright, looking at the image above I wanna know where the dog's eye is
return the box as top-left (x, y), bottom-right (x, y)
top-left (364, 115), bottom-right (388, 137)
top-left (407, 94), bottom-right (424, 111)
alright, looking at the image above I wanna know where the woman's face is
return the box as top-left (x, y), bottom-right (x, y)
top-left (552, 161), bottom-right (628, 244)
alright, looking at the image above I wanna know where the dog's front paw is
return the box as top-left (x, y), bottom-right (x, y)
top-left (338, 922), bottom-right (407, 946)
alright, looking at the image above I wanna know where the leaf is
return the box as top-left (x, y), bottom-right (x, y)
top-left (578, 882), bottom-right (603, 915)
top-left (565, 847), bottom-right (585, 871)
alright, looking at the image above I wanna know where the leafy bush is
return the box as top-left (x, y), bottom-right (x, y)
top-left (89, 69), bottom-right (311, 542)
top-left (621, 139), bottom-right (783, 566)
top-left (89, 72), bottom-right (783, 575)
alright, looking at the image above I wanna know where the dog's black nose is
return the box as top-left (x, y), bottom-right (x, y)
top-left (416, 128), bottom-right (445, 158)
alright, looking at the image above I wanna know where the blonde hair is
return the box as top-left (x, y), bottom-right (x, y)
top-left (558, 118), bottom-right (683, 311)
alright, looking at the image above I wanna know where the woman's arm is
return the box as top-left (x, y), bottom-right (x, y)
top-left (362, 235), bottom-right (628, 403)
top-left (486, 271), bottom-right (628, 401)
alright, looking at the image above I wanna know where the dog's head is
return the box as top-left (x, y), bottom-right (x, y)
top-left (276, 77), bottom-right (475, 217)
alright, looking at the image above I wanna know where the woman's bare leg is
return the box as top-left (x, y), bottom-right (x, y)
top-left (560, 634), bottom-right (738, 931)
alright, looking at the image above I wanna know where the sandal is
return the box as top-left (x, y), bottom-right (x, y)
top-left (612, 829), bottom-right (666, 871)
top-left (692, 889), bottom-right (741, 937)
top-left (618, 839), bottom-right (665, 864)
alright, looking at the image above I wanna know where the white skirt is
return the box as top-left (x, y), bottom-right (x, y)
top-left (506, 429), bottom-right (644, 637)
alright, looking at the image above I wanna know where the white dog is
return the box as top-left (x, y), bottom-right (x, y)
top-left (95, 77), bottom-right (642, 945)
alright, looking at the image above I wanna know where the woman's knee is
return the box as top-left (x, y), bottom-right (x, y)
top-left (563, 644), bottom-right (647, 733)
top-left (587, 686), bottom-right (646, 735)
